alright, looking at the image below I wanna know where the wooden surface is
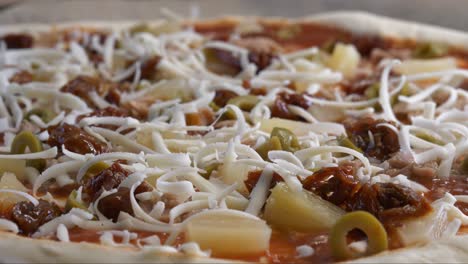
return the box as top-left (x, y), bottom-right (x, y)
top-left (0, 0), bottom-right (467, 32)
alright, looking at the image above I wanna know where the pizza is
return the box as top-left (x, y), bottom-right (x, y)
top-left (0, 11), bottom-right (468, 263)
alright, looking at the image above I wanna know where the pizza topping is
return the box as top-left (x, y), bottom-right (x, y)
top-left (10, 131), bottom-right (46, 171)
top-left (9, 70), bottom-right (33, 84)
top-left (47, 124), bottom-right (109, 155)
top-left (1, 33), bottom-right (34, 49)
top-left (344, 116), bottom-right (400, 160)
top-left (60, 76), bottom-right (121, 108)
top-left (83, 162), bottom-right (129, 202)
top-left (97, 188), bottom-right (134, 222)
top-left (329, 211), bottom-right (388, 260)
top-left (1, 15), bottom-right (468, 263)
top-left (10, 199), bottom-right (61, 235)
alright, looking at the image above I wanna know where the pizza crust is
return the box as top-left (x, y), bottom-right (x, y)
top-left (1, 11), bottom-right (468, 263)
top-left (0, 231), bottom-right (229, 263)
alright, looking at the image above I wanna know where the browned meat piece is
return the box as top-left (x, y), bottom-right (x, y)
top-left (47, 123), bottom-right (109, 155)
top-left (9, 70), bottom-right (33, 84)
top-left (97, 188), bottom-right (133, 222)
top-left (344, 116), bottom-right (400, 161)
top-left (213, 89), bottom-right (238, 107)
top-left (60, 75), bottom-right (122, 108)
top-left (1, 33), bottom-right (34, 49)
top-left (11, 200), bottom-right (62, 235)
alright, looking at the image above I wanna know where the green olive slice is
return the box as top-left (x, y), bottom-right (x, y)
top-left (271, 127), bottom-right (300, 153)
top-left (81, 161), bottom-right (109, 182)
top-left (25, 108), bottom-right (55, 123)
top-left (330, 211), bottom-right (388, 260)
top-left (201, 163), bottom-right (220, 179)
top-left (337, 135), bottom-right (363, 153)
top-left (413, 43), bottom-right (448, 59)
top-left (256, 135), bottom-right (283, 160)
top-left (65, 190), bottom-right (88, 212)
top-left (415, 132), bottom-right (445, 146)
top-left (10, 131), bottom-right (45, 171)
top-left (227, 95), bottom-right (260, 111)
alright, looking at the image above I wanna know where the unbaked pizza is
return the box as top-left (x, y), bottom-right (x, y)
top-left (0, 11), bottom-right (468, 263)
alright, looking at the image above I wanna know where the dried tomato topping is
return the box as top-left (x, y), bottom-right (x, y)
top-left (47, 123), bottom-right (109, 155)
top-left (9, 70), bottom-right (33, 84)
top-left (83, 162), bottom-right (152, 202)
top-left (270, 92), bottom-right (312, 121)
top-left (213, 89), bottom-right (238, 107)
top-left (11, 200), bottom-right (62, 235)
top-left (76, 106), bottom-right (129, 129)
top-left (206, 37), bottom-right (281, 76)
top-left (97, 188), bottom-right (133, 222)
top-left (303, 164), bottom-right (431, 225)
top-left (77, 106), bottom-right (129, 121)
top-left (271, 97), bottom-right (297, 120)
top-left (1, 33), bottom-right (34, 49)
top-left (344, 116), bottom-right (400, 161)
top-left (302, 165), bottom-right (359, 206)
top-left (233, 37), bottom-right (282, 72)
top-left (244, 170), bottom-right (284, 193)
top-left (346, 183), bottom-right (432, 225)
top-left (83, 162), bottom-right (130, 202)
top-left (185, 108), bottom-right (215, 126)
top-left (277, 92), bottom-right (312, 109)
top-left (60, 75), bottom-right (122, 108)
top-left (134, 56), bottom-right (161, 81)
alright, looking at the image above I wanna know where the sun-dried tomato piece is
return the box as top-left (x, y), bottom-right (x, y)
top-left (47, 123), bottom-right (109, 155)
top-left (344, 116), bottom-right (400, 161)
top-left (9, 70), bottom-right (33, 84)
top-left (11, 200), bottom-right (62, 235)
top-left (1, 33), bottom-right (34, 49)
top-left (97, 188), bottom-right (133, 222)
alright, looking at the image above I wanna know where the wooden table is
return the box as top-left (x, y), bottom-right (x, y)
top-left (0, 0), bottom-right (467, 32)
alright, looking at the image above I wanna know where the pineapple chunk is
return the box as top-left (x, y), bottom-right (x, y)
top-left (0, 172), bottom-right (29, 213)
top-left (397, 205), bottom-right (448, 246)
top-left (395, 58), bottom-right (456, 75)
top-left (327, 43), bottom-right (361, 78)
top-left (218, 162), bottom-right (251, 195)
top-left (0, 173), bottom-right (28, 192)
top-left (264, 183), bottom-right (345, 232)
top-left (0, 159), bottom-right (26, 181)
top-left (186, 211), bottom-right (271, 256)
